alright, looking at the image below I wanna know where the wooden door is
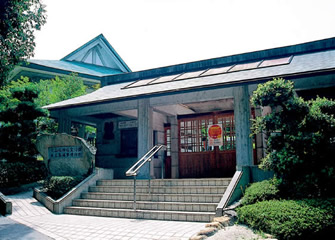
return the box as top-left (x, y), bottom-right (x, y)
top-left (178, 112), bottom-right (236, 178)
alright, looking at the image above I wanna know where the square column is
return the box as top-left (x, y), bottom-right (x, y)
top-left (233, 85), bottom-right (253, 169)
top-left (169, 116), bottom-right (179, 179)
top-left (137, 99), bottom-right (153, 179)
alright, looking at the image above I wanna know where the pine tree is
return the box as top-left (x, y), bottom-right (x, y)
top-left (0, 84), bottom-right (46, 162)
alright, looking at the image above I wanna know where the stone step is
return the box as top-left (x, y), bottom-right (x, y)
top-left (81, 192), bottom-right (222, 203)
top-left (72, 199), bottom-right (217, 212)
top-left (97, 178), bottom-right (231, 187)
top-left (89, 186), bottom-right (227, 194)
top-left (64, 206), bottom-right (215, 222)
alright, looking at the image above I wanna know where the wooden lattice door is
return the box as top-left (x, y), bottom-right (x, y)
top-left (178, 112), bottom-right (236, 178)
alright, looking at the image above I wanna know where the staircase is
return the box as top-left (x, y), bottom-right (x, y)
top-left (64, 178), bottom-right (231, 222)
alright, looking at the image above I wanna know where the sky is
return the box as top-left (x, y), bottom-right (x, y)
top-left (33, 0), bottom-right (335, 71)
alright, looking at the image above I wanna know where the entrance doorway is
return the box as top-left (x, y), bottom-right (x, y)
top-left (178, 112), bottom-right (236, 178)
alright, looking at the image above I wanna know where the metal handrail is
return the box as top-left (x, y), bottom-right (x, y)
top-left (125, 144), bottom-right (165, 210)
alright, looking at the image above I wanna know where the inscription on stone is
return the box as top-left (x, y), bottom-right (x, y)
top-left (48, 146), bottom-right (83, 159)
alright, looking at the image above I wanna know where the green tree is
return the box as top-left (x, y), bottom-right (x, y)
top-left (36, 73), bottom-right (87, 107)
top-left (0, 0), bottom-right (46, 86)
top-left (251, 78), bottom-right (335, 198)
top-left (0, 83), bottom-right (46, 162)
top-left (4, 74), bottom-right (88, 132)
top-left (36, 73), bottom-right (87, 133)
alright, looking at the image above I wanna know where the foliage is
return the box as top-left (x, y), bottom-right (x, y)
top-left (44, 176), bottom-right (83, 200)
top-left (35, 73), bottom-right (87, 107)
top-left (251, 78), bottom-right (335, 198)
top-left (0, 161), bottom-right (47, 187)
top-left (0, 82), bottom-right (47, 162)
top-left (241, 178), bottom-right (280, 205)
top-left (1, 74), bottom-right (87, 134)
top-left (237, 199), bottom-right (335, 240)
top-left (35, 73), bottom-right (87, 133)
top-left (0, 0), bottom-right (46, 86)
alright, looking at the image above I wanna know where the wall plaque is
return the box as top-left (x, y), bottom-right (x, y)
top-left (118, 120), bottom-right (137, 129)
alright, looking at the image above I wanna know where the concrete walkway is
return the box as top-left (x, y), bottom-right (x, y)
top-left (3, 190), bottom-right (206, 240)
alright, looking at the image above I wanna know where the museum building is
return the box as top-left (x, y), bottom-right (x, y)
top-left (25, 35), bottom-right (335, 180)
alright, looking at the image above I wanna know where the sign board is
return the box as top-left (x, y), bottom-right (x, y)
top-left (207, 124), bottom-right (223, 146)
top-left (118, 120), bottom-right (138, 129)
top-left (48, 146), bottom-right (83, 159)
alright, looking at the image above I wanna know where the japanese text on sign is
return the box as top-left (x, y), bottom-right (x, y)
top-left (48, 146), bottom-right (83, 159)
top-left (207, 124), bottom-right (223, 146)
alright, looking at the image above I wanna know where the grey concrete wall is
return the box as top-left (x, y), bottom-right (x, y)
top-left (95, 116), bottom-right (137, 178)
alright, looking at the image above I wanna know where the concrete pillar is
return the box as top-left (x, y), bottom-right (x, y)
top-left (153, 111), bottom-right (167, 179)
top-left (137, 99), bottom-right (153, 179)
top-left (58, 115), bottom-right (71, 134)
top-left (169, 116), bottom-right (179, 179)
top-left (233, 85), bottom-right (253, 169)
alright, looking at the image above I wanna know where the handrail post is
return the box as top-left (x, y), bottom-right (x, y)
top-left (133, 175), bottom-right (136, 210)
top-left (125, 145), bottom-right (166, 211)
top-left (149, 160), bottom-right (151, 194)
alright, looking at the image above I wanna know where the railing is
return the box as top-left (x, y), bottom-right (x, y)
top-left (125, 144), bottom-right (165, 210)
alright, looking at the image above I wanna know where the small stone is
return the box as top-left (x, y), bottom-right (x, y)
top-left (213, 216), bottom-right (234, 227)
top-left (205, 222), bottom-right (223, 229)
top-left (198, 227), bottom-right (217, 236)
top-left (264, 233), bottom-right (276, 239)
top-left (224, 210), bottom-right (237, 218)
top-left (189, 234), bottom-right (207, 240)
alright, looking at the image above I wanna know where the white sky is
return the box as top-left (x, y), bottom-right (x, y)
top-left (33, 0), bottom-right (335, 71)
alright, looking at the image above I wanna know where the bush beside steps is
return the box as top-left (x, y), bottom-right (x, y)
top-left (43, 176), bottom-right (84, 200)
top-left (237, 179), bottom-right (335, 240)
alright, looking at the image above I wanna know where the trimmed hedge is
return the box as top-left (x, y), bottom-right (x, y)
top-left (44, 176), bottom-right (83, 200)
top-left (237, 199), bottom-right (335, 240)
top-left (241, 178), bottom-right (280, 205)
top-left (0, 161), bottom-right (48, 188)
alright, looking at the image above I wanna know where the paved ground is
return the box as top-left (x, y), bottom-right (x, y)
top-left (2, 190), bottom-right (206, 240)
top-left (1, 190), bottom-right (269, 240)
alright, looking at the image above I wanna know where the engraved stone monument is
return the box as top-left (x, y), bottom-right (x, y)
top-left (36, 133), bottom-right (96, 176)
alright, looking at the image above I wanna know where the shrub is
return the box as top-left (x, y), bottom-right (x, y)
top-left (0, 161), bottom-right (48, 188)
top-left (237, 199), bottom-right (335, 240)
top-left (251, 78), bottom-right (335, 198)
top-left (44, 176), bottom-right (83, 200)
top-left (241, 178), bottom-right (280, 205)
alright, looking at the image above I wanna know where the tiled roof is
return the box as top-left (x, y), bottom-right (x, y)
top-left (45, 49), bottom-right (335, 110)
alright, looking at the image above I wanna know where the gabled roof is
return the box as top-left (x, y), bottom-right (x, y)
top-left (10, 34), bottom-right (131, 84)
top-left (62, 34), bottom-right (131, 73)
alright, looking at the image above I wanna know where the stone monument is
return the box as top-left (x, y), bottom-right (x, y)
top-left (36, 133), bottom-right (96, 176)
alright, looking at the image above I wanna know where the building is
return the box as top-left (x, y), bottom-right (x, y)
top-left (43, 36), bottom-right (335, 180)
top-left (9, 34), bottom-right (131, 87)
